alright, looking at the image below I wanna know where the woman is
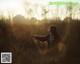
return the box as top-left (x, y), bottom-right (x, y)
top-left (33, 25), bottom-right (61, 48)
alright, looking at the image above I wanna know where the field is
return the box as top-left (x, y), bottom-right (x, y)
top-left (0, 16), bottom-right (80, 64)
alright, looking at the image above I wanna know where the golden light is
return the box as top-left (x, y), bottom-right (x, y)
top-left (0, 0), bottom-right (26, 18)
top-left (0, 0), bottom-right (79, 20)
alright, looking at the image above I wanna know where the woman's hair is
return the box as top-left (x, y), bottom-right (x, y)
top-left (50, 25), bottom-right (57, 34)
top-left (50, 25), bottom-right (60, 41)
top-left (50, 25), bottom-right (56, 31)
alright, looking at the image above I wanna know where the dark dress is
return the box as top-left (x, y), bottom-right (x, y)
top-left (34, 31), bottom-right (61, 48)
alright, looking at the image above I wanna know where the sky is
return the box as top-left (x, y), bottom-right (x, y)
top-left (0, 0), bottom-right (80, 20)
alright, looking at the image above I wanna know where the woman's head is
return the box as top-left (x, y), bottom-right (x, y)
top-left (50, 25), bottom-right (60, 41)
top-left (50, 25), bottom-right (56, 34)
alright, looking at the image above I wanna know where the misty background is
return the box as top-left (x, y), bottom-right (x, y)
top-left (0, 0), bottom-right (80, 64)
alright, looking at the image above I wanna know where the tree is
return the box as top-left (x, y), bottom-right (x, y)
top-left (23, 1), bottom-right (33, 19)
top-left (42, 6), bottom-right (48, 19)
top-left (66, 2), bottom-right (75, 18)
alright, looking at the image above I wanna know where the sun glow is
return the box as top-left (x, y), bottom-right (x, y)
top-left (0, 0), bottom-right (26, 18)
top-left (0, 0), bottom-right (80, 20)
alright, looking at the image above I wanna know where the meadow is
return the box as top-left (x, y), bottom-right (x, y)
top-left (0, 16), bottom-right (80, 64)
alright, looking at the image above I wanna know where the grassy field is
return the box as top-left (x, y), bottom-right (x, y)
top-left (0, 17), bottom-right (80, 64)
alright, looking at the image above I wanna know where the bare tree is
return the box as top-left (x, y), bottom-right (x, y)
top-left (66, 2), bottom-right (74, 18)
top-left (42, 6), bottom-right (48, 19)
top-left (23, 1), bottom-right (33, 19)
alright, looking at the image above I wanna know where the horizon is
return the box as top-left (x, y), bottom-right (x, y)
top-left (0, 0), bottom-right (80, 20)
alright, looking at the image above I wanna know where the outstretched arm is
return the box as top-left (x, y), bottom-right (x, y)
top-left (33, 35), bottom-right (49, 42)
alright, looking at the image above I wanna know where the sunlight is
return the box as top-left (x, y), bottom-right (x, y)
top-left (0, 0), bottom-right (79, 20)
top-left (0, 0), bottom-right (26, 18)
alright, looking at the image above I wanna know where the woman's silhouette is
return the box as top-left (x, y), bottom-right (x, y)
top-left (33, 25), bottom-right (61, 48)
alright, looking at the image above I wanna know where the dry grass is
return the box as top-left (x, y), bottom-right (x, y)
top-left (0, 19), bottom-right (80, 64)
